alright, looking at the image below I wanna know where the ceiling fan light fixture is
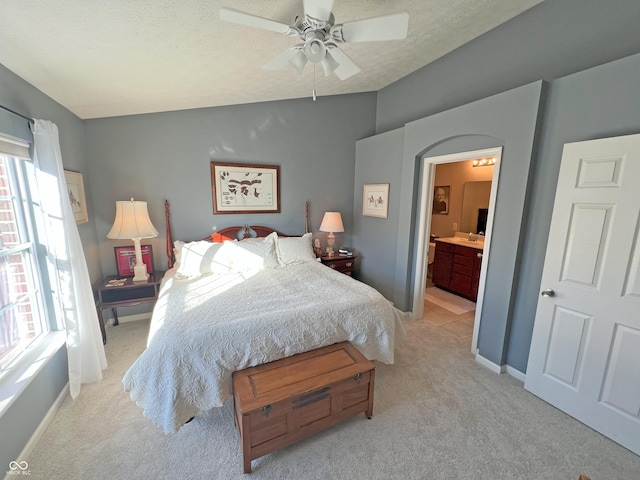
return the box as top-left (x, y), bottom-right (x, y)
top-left (303, 35), bottom-right (326, 63)
top-left (289, 50), bottom-right (308, 74)
top-left (321, 50), bottom-right (340, 76)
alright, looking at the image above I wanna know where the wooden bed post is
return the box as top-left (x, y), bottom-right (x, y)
top-left (165, 200), bottom-right (174, 270)
top-left (305, 201), bottom-right (310, 234)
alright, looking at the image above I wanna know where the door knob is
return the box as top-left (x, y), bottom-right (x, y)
top-left (541, 289), bottom-right (555, 298)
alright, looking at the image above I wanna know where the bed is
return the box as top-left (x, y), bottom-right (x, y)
top-left (122, 202), bottom-right (405, 434)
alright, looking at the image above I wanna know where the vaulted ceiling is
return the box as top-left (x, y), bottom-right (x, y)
top-left (0, 0), bottom-right (541, 119)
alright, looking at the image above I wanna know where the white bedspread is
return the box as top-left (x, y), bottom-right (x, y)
top-left (122, 262), bottom-right (405, 434)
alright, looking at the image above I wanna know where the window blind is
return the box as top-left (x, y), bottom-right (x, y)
top-left (0, 133), bottom-right (30, 159)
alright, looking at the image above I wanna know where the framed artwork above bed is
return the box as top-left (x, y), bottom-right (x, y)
top-left (210, 162), bottom-right (280, 214)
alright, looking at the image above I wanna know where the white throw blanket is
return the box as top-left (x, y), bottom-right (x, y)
top-left (123, 262), bottom-right (404, 433)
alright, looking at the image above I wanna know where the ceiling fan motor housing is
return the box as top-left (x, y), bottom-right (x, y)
top-left (294, 13), bottom-right (334, 34)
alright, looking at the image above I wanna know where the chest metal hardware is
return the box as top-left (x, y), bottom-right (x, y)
top-left (262, 405), bottom-right (271, 417)
top-left (355, 373), bottom-right (362, 383)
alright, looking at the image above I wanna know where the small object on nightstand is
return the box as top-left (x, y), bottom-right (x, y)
top-left (313, 238), bottom-right (323, 257)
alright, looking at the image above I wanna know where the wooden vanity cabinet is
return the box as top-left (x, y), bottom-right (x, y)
top-left (432, 241), bottom-right (454, 288)
top-left (433, 240), bottom-right (482, 302)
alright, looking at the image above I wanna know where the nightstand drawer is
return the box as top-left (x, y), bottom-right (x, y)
top-left (319, 255), bottom-right (357, 276)
top-left (100, 285), bottom-right (156, 304)
top-left (328, 260), bottom-right (354, 272)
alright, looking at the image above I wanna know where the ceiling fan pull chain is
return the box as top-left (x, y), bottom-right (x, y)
top-left (313, 63), bottom-right (317, 101)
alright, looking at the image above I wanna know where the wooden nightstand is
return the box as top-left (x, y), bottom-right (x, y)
top-left (95, 271), bottom-right (164, 344)
top-left (319, 255), bottom-right (357, 276)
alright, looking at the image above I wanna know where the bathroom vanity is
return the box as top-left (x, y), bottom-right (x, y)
top-left (432, 237), bottom-right (484, 302)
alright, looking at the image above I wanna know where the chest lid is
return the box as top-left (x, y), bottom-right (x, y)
top-left (233, 341), bottom-right (374, 413)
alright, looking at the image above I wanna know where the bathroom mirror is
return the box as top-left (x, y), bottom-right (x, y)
top-left (460, 181), bottom-right (491, 234)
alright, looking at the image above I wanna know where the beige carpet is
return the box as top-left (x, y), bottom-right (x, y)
top-left (25, 319), bottom-right (639, 479)
top-left (425, 287), bottom-right (476, 314)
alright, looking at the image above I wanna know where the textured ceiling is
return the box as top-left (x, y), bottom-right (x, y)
top-left (0, 0), bottom-right (541, 119)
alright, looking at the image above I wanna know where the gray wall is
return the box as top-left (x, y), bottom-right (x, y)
top-left (354, 82), bottom-right (543, 371)
top-left (353, 128), bottom-right (404, 299)
top-left (0, 347), bottom-right (68, 471)
top-left (84, 94), bottom-right (377, 276)
top-left (376, 0), bottom-right (640, 134)
top-left (0, 63), bottom-right (87, 474)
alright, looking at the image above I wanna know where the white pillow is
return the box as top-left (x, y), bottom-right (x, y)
top-left (176, 240), bottom-right (234, 278)
top-left (228, 232), bottom-right (279, 271)
top-left (276, 232), bottom-right (316, 265)
top-left (173, 240), bottom-right (186, 269)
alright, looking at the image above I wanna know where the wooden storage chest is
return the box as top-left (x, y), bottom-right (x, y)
top-left (232, 342), bottom-right (375, 473)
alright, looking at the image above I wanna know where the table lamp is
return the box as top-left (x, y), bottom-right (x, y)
top-left (107, 198), bottom-right (158, 282)
top-left (319, 211), bottom-right (344, 257)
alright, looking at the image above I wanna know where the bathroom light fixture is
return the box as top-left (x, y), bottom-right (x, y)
top-left (472, 157), bottom-right (496, 167)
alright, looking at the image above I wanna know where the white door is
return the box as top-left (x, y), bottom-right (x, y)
top-left (525, 133), bottom-right (640, 455)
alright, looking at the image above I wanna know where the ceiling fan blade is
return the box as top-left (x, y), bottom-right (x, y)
top-left (263, 48), bottom-right (299, 71)
top-left (219, 7), bottom-right (291, 34)
top-left (303, 0), bottom-right (334, 23)
top-left (336, 12), bottom-right (409, 42)
top-left (327, 47), bottom-right (361, 80)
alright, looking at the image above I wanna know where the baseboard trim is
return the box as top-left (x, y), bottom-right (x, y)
top-left (505, 365), bottom-right (526, 383)
top-left (474, 354), bottom-right (506, 374)
top-left (12, 382), bottom-right (69, 475)
top-left (400, 311), bottom-right (413, 321)
top-left (474, 355), bottom-right (527, 382)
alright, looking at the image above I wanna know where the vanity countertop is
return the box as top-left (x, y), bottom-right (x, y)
top-left (435, 236), bottom-right (485, 250)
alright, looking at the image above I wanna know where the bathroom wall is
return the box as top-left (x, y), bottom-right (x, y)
top-left (430, 160), bottom-right (494, 238)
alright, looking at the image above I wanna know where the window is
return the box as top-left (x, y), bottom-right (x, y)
top-left (0, 144), bottom-right (48, 378)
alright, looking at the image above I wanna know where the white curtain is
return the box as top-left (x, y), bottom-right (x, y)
top-left (32, 119), bottom-right (107, 399)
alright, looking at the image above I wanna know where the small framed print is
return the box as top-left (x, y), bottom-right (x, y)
top-left (114, 245), bottom-right (154, 277)
top-left (210, 162), bottom-right (280, 214)
top-left (363, 183), bottom-right (390, 218)
top-left (64, 170), bottom-right (88, 224)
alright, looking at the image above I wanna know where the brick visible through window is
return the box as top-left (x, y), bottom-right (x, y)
top-left (0, 154), bottom-right (45, 373)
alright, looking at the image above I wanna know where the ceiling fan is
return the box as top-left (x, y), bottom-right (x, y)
top-left (219, 0), bottom-right (409, 81)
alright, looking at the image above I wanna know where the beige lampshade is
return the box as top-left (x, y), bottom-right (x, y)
top-left (319, 212), bottom-right (344, 233)
top-left (107, 199), bottom-right (158, 240)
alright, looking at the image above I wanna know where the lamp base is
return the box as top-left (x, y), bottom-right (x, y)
top-left (326, 233), bottom-right (336, 257)
top-left (132, 263), bottom-right (149, 283)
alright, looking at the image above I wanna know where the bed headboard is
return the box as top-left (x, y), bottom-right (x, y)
top-left (164, 200), bottom-right (311, 270)
top-left (207, 225), bottom-right (287, 242)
